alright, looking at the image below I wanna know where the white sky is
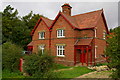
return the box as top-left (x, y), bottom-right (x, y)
top-left (1, 0), bottom-right (120, 29)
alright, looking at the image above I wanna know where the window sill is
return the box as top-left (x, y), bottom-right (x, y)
top-left (57, 55), bottom-right (65, 57)
top-left (39, 38), bottom-right (45, 40)
top-left (57, 36), bottom-right (65, 38)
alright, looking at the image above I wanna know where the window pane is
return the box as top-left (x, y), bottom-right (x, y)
top-left (60, 50), bottom-right (62, 55)
top-left (63, 50), bottom-right (65, 55)
top-left (41, 32), bottom-right (44, 38)
top-left (57, 50), bottom-right (59, 55)
top-left (39, 32), bottom-right (45, 39)
top-left (60, 46), bottom-right (62, 49)
top-left (61, 30), bottom-right (62, 36)
top-left (62, 30), bottom-right (63, 36)
top-left (57, 30), bottom-right (65, 37)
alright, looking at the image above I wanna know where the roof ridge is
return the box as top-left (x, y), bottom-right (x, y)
top-left (72, 9), bottom-right (103, 17)
top-left (41, 17), bottom-right (53, 21)
top-left (60, 12), bottom-right (79, 28)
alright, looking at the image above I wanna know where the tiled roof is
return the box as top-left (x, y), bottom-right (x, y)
top-left (75, 39), bottom-right (93, 45)
top-left (42, 17), bottom-right (53, 27)
top-left (49, 9), bottom-right (104, 30)
top-left (31, 9), bottom-right (108, 36)
top-left (61, 12), bottom-right (78, 28)
top-left (72, 9), bottom-right (103, 29)
top-left (31, 17), bottom-right (53, 36)
top-left (27, 41), bottom-right (34, 46)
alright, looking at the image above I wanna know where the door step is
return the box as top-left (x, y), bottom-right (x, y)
top-left (75, 63), bottom-right (87, 67)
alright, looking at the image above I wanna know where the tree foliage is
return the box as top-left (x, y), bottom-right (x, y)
top-left (2, 5), bottom-right (43, 49)
top-left (2, 42), bottom-right (23, 72)
top-left (105, 26), bottom-right (120, 78)
top-left (0, 12), bottom-right (2, 44)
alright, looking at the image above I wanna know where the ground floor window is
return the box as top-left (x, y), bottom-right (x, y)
top-left (57, 46), bottom-right (65, 57)
top-left (39, 45), bottom-right (45, 54)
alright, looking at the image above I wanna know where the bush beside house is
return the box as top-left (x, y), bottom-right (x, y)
top-left (105, 26), bottom-right (120, 78)
top-left (23, 51), bottom-right (59, 78)
top-left (2, 42), bottom-right (23, 72)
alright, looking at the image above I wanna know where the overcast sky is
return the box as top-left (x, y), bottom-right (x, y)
top-left (1, 0), bottom-right (120, 29)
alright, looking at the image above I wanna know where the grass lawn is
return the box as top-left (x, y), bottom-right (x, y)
top-left (54, 64), bottom-right (71, 70)
top-left (2, 64), bottom-right (94, 79)
top-left (2, 70), bottom-right (25, 78)
top-left (57, 66), bottom-right (94, 78)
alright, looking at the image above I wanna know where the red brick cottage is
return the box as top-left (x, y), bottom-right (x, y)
top-left (27, 3), bottom-right (109, 66)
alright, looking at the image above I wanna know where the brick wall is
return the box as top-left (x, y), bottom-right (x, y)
top-left (32, 20), bottom-right (50, 53)
top-left (31, 13), bottom-right (108, 66)
top-left (95, 15), bottom-right (107, 63)
top-left (51, 15), bottom-right (75, 66)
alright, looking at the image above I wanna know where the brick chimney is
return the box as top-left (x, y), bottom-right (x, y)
top-left (62, 3), bottom-right (72, 16)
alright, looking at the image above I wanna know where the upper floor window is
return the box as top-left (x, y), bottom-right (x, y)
top-left (57, 29), bottom-right (65, 38)
top-left (57, 46), bottom-right (65, 57)
top-left (39, 32), bottom-right (45, 39)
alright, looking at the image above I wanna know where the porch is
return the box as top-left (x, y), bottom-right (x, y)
top-left (74, 39), bottom-right (95, 66)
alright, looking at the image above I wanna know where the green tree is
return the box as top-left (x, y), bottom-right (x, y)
top-left (105, 26), bottom-right (120, 78)
top-left (0, 12), bottom-right (2, 44)
top-left (2, 42), bottom-right (23, 72)
top-left (2, 5), bottom-right (44, 49)
top-left (2, 5), bottom-right (19, 43)
top-left (2, 5), bottom-right (30, 48)
top-left (22, 11), bottom-right (43, 30)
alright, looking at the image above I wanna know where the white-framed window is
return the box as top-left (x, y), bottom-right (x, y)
top-left (57, 29), bottom-right (65, 38)
top-left (103, 31), bottom-right (106, 39)
top-left (39, 45), bottom-right (44, 54)
top-left (39, 32), bottom-right (45, 39)
top-left (57, 46), bottom-right (65, 57)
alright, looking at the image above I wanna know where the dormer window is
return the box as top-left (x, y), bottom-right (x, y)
top-left (57, 29), bottom-right (65, 38)
top-left (39, 32), bottom-right (45, 39)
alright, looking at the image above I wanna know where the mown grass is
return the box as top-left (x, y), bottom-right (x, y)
top-left (2, 70), bottom-right (25, 78)
top-left (57, 66), bottom-right (94, 78)
top-left (2, 64), bottom-right (94, 79)
top-left (54, 64), bottom-right (71, 70)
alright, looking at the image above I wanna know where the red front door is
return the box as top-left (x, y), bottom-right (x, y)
top-left (80, 49), bottom-right (86, 63)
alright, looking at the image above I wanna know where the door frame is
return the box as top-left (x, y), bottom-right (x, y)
top-left (74, 45), bottom-right (92, 66)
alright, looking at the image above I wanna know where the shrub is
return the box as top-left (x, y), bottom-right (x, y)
top-left (23, 50), bottom-right (59, 78)
top-left (105, 26), bottom-right (120, 78)
top-left (2, 42), bottom-right (23, 72)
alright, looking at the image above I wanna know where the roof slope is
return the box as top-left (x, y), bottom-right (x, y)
top-left (27, 41), bottom-right (34, 46)
top-left (49, 9), bottom-right (104, 30)
top-left (31, 9), bottom-right (108, 36)
top-left (31, 17), bottom-right (53, 36)
top-left (42, 17), bottom-right (53, 27)
top-left (72, 9), bottom-right (103, 29)
top-left (75, 39), bottom-right (93, 45)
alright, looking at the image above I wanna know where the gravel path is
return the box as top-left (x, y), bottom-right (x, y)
top-left (76, 70), bottom-right (112, 78)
